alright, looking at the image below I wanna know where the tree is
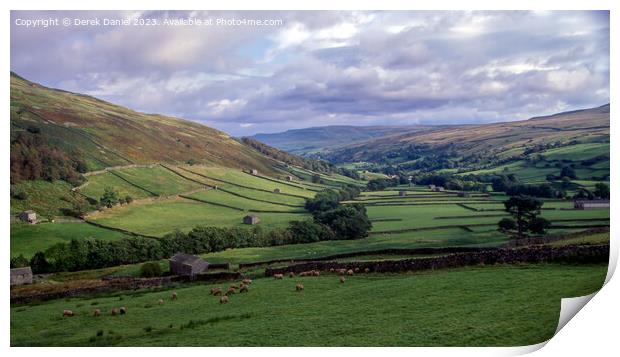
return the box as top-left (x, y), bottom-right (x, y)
top-left (529, 217), bottom-right (551, 234)
top-left (10, 254), bottom-right (29, 268)
top-left (497, 218), bottom-right (516, 232)
top-left (502, 196), bottom-right (545, 238)
top-left (140, 262), bottom-right (162, 277)
top-left (288, 220), bottom-right (334, 243)
top-left (29, 251), bottom-right (51, 274)
top-left (100, 187), bottom-right (119, 208)
top-left (593, 183), bottom-right (610, 199)
top-left (560, 166), bottom-right (577, 179)
top-left (125, 195), bottom-right (134, 204)
top-left (314, 205), bottom-right (372, 240)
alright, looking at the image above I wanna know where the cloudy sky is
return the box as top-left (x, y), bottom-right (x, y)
top-left (11, 10), bottom-right (609, 136)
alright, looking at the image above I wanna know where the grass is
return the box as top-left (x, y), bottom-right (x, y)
top-left (112, 166), bottom-right (202, 196)
top-left (89, 197), bottom-right (308, 237)
top-left (10, 180), bottom-right (80, 217)
top-left (11, 222), bottom-right (131, 259)
top-left (79, 172), bottom-right (154, 200)
top-left (550, 232), bottom-right (610, 247)
top-left (186, 189), bottom-right (303, 212)
top-left (10, 263), bottom-right (607, 346)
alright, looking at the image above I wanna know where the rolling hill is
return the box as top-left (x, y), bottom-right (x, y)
top-left (323, 105), bottom-right (610, 177)
top-left (10, 72), bottom-right (280, 175)
top-left (251, 125), bottom-right (438, 156)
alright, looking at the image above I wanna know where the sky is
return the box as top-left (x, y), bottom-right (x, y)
top-left (11, 10), bottom-right (610, 136)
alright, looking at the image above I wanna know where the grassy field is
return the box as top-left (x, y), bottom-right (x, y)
top-left (79, 172), bottom-right (154, 200)
top-left (186, 189), bottom-right (304, 212)
top-left (112, 166), bottom-right (203, 196)
top-left (11, 222), bottom-right (131, 259)
top-left (89, 198), bottom-right (308, 237)
top-left (10, 263), bottom-right (607, 347)
top-left (10, 180), bottom-right (80, 217)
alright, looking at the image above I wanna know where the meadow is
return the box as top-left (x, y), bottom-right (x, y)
top-left (10, 263), bottom-right (607, 347)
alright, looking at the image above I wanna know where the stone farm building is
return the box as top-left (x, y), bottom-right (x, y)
top-left (574, 200), bottom-right (610, 210)
top-left (432, 186), bottom-right (445, 192)
top-left (250, 169), bottom-right (258, 175)
top-left (18, 210), bottom-right (37, 224)
top-left (286, 175), bottom-right (294, 181)
top-left (428, 184), bottom-right (436, 190)
top-left (10, 267), bottom-right (33, 286)
top-left (168, 253), bottom-right (209, 277)
top-left (243, 214), bottom-right (260, 225)
top-left (399, 191), bottom-right (407, 197)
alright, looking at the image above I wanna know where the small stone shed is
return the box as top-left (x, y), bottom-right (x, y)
top-left (286, 175), bottom-right (294, 181)
top-left (169, 253), bottom-right (209, 277)
top-left (250, 169), bottom-right (258, 175)
top-left (399, 191), bottom-right (407, 197)
top-left (428, 184), bottom-right (436, 190)
top-left (10, 267), bottom-right (33, 286)
top-left (574, 200), bottom-right (610, 210)
top-left (432, 186), bottom-right (445, 192)
top-left (18, 210), bottom-right (37, 224)
top-left (243, 214), bottom-right (260, 225)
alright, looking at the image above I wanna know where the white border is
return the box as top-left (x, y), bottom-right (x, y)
top-left (3, 1), bottom-right (617, 356)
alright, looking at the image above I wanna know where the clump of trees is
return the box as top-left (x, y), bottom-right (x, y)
top-left (100, 187), bottom-right (120, 208)
top-left (498, 196), bottom-right (551, 238)
top-left (140, 262), bottom-right (163, 277)
top-left (10, 127), bottom-right (87, 185)
top-left (573, 183), bottom-right (610, 200)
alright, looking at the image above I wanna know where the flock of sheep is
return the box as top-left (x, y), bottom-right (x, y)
top-left (62, 267), bottom-right (369, 317)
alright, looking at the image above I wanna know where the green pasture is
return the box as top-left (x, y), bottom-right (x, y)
top-left (186, 189), bottom-right (303, 212)
top-left (11, 263), bottom-right (607, 346)
top-left (11, 222), bottom-right (130, 259)
top-left (80, 172), bottom-right (154, 200)
top-left (89, 198), bottom-right (308, 237)
top-left (112, 166), bottom-right (202, 196)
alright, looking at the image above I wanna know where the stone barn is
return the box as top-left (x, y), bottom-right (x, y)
top-left (286, 175), bottom-right (294, 181)
top-left (399, 191), bottom-right (407, 197)
top-left (10, 267), bottom-right (33, 286)
top-left (243, 214), bottom-right (260, 225)
top-left (432, 186), bottom-right (445, 192)
top-left (574, 200), bottom-right (610, 210)
top-left (457, 191), bottom-right (471, 198)
top-left (274, 188), bottom-right (281, 193)
top-left (428, 184), bottom-right (436, 190)
top-left (18, 210), bottom-right (37, 224)
top-left (168, 253), bottom-right (209, 277)
top-left (250, 169), bottom-right (258, 175)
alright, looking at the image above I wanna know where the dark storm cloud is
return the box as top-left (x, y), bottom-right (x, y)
top-left (10, 10), bottom-right (609, 135)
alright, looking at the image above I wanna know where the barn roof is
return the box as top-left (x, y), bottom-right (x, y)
top-left (11, 267), bottom-right (32, 276)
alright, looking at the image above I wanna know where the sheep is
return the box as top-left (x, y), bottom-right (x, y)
top-left (239, 285), bottom-right (249, 293)
top-left (158, 299), bottom-right (164, 305)
top-left (347, 269), bottom-right (354, 276)
top-left (313, 270), bottom-right (320, 276)
top-left (299, 271), bottom-right (308, 277)
top-left (242, 278), bottom-right (253, 285)
top-left (63, 310), bottom-right (74, 317)
top-left (211, 287), bottom-right (222, 296)
top-left (364, 268), bottom-right (370, 273)
top-left (111, 308), bottom-right (118, 316)
top-left (339, 276), bottom-right (346, 283)
top-left (220, 295), bottom-right (229, 304)
top-left (329, 268), bottom-right (335, 273)
top-left (288, 271), bottom-right (295, 278)
top-left (354, 267), bottom-right (360, 273)
top-left (93, 309), bottom-right (101, 317)
top-left (171, 292), bottom-right (178, 300)
top-left (336, 268), bottom-right (347, 274)
top-left (229, 284), bottom-right (239, 290)
top-left (274, 273), bottom-right (284, 280)
top-left (120, 307), bottom-right (127, 315)
top-left (225, 287), bottom-right (236, 296)
top-left (295, 283), bottom-right (304, 291)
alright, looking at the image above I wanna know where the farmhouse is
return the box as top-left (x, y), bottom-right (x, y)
top-left (573, 200), bottom-right (610, 210)
top-left (399, 191), bottom-right (407, 197)
top-left (243, 214), bottom-right (260, 225)
top-left (10, 267), bottom-right (33, 286)
top-left (250, 169), bottom-right (258, 175)
top-left (286, 175), bottom-right (294, 181)
top-left (168, 253), bottom-right (209, 277)
top-left (274, 188), bottom-right (281, 193)
top-left (18, 210), bottom-right (37, 224)
top-left (428, 184), bottom-right (436, 190)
